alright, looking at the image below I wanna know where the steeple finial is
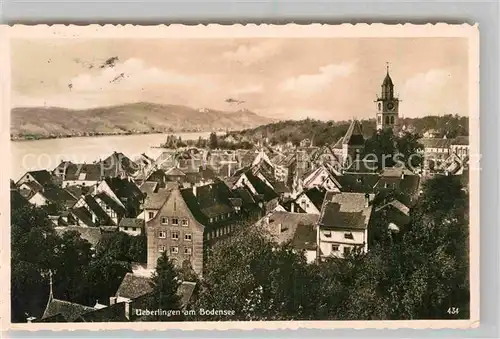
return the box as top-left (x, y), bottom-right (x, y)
top-left (386, 62), bottom-right (389, 74)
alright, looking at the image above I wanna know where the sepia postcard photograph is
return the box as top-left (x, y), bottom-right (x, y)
top-left (1, 24), bottom-right (479, 331)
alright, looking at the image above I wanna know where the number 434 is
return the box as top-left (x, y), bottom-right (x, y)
top-left (447, 307), bottom-right (459, 315)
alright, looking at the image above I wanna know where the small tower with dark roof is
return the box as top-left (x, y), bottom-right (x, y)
top-left (342, 120), bottom-right (365, 168)
top-left (376, 63), bottom-right (400, 130)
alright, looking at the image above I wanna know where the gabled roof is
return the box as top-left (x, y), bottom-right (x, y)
top-left (24, 170), bottom-right (57, 187)
top-left (165, 167), bottom-right (186, 177)
top-left (40, 187), bottom-right (78, 207)
top-left (42, 298), bottom-right (95, 322)
top-left (75, 302), bottom-right (128, 322)
top-left (180, 181), bottom-right (235, 224)
top-left (344, 159), bottom-right (379, 174)
top-left (85, 195), bottom-right (113, 225)
top-left (95, 192), bottom-right (126, 216)
top-left (63, 163), bottom-right (104, 182)
top-left (244, 171), bottom-right (279, 202)
top-left (343, 120), bottom-right (365, 146)
top-left (334, 173), bottom-right (381, 193)
top-left (139, 181), bottom-right (159, 196)
top-left (318, 192), bottom-right (375, 230)
top-left (100, 152), bottom-right (138, 176)
top-left (332, 137), bottom-right (344, 149)
top-left (64, 185), bottom-right (92, 199)
top-left (116, 273), bottom-right (153, 300)
top-left (302, 187), bottom-right (327, 210)
top-left (143, 188), bottom-right (170, 210)
top-left (263, 211), bottom-right (319, 250)
top-left (105, 177), bottom-right (143, 201)
top-left (70, 206), bottom-right (95, 227)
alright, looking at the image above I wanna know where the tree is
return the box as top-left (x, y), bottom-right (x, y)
top-left (147, 252), bottom-right (182, 321)
top-left (194, 226), bottom-right (317, 320)
top-left (362, 129), bottom-right (397, 169)
top-left (395, 132), bottom-right (424, 170)
top-left (209, 132), bottom-right (218, 149)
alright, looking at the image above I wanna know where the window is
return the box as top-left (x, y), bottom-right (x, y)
top-left (343, 247), bottom-right (352, 256)
top-left (184, 247), bottom-right (192, 255)
top-left (377, 115), bottom-right (382, 124)
top-left (171, 246), bottom-right (179, 254)
top-left (209, 218), bottom-right (214, 223)
top-left (161, 217), bottom-right (168, 225)
top-left (171, 231), bottom-right (179, 240)
top-left (385, 116), bottom-right (390, 125)
top-left (185, 233), bottom-right (192, 241)
top-left (378, 103), bottom-right (381, 111)
top-left (344, 232), bottom-right (354, 240)
top-left (390, 116), bottom-right (395, 124)
top-left (323, 231), bottom-right (332, 238)
top-left (331, 244), bottom-right (339, 251)
top-left (148, 211), bottom-right (154, 219)
top-left (182, 219), bottom-right (189, 227)
top-left (172, 218), bottom-right (179, 226)
top-left (158, 245), bottom-right (166, 252)
top-left (227, 213), bottom-right (231, 218)
top-left (124, 227), bottom-right (128, 231)
top-left (158, 231), bottom-right (166, 238)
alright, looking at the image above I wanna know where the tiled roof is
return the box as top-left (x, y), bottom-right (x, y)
top-left (54, 226), bottom-right (103, 247)
top-left (42, 298), bottom-right (95, 322)
top-left (95, 192), bottom-right (126, 216)
top-left (41, 187), bottom-right (78, 207)
top-left (303, 187), bottom-right (327, 210)
top-left (64, 185), bottom-right (91, 199)
top-left (100, 152), bottom-right (138, 176)
top-left (63, 163), bottom-right (104, 181)
top-left (181, 181), bottom-right (236, 225)
top-left (274, 181), bottom-right (291, 194)
top-left (165, 167), bottom-right (186, 176)
top-left (244, 171), bottom-right (279, 202)
top-left (85, 195), bottom-right (113, 225)
top-left (232, 187), bottom-right (256, 206)
top-left (116, 273), bottom-right (153, 300)
top-left (143, 188), bottom-right (170, 210)
top-left (419, 138), bottom-right (453, 149)
top-left (119, 218), bottom-right (144, 228)
top-left (139, 181), bottom-right (159, 196)
top-left (263, 211), bottom-right (318, 250)
top-left (334, 173), bottom-right (380, 193)
top-left (343, 120), bottom-right (365, 146)
top-left (75, 302), bottom-right (128, 322)
top-left (105, 177), bottom-right (144, 201)
top-left (318, 192), bottom-right (375, 230)
top-left (70, 206), bottom-right (95, 227)
top-left (26, 170), bottom-right (57, 187)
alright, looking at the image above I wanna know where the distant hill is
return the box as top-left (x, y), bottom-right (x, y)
top-left (232, 114), bottom-right (469, 147)
top-left (10, 102), bottom-right (274, 140)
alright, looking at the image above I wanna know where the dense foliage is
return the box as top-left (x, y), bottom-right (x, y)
top-left (10, 208), bottom-right (147, 322)
top-left (192, 175), bottom-right (469, 320)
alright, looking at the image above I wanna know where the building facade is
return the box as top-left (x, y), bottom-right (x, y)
top-left (376, 65), bottom-right (400, 130)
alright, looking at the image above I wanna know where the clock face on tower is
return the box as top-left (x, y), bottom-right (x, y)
top-left (387, 102), bottom-right (395, 111)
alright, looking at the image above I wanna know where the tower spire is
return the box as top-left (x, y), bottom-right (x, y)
top-left (386, 61), bottom-right (389, 74)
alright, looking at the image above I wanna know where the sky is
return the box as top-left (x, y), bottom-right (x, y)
top-left (11, 37), bottom-right (469, 121)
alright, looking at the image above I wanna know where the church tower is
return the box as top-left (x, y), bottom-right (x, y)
top-left (375, 64), bottom-right (399, 130)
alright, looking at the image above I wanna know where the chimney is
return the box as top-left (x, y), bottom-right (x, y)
top-left (278, 223), bottom-right (283, 233)
top-left (364, 193), bottom-right (370, 207)
top-left (291, 202), bottom-right (295, 213)
top-left (192, 185), bottom-right (197, 197)
top-left (109, 296), bottom-right (117, 305)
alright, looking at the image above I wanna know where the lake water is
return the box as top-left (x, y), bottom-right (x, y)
top-left (10, 132), bottom-right (214, 181)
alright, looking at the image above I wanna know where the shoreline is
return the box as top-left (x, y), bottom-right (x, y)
top-left (10, 130), bottom-right (227, 142)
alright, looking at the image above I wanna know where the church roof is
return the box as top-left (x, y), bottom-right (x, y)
top-left (382, 72), bottom-right (394, 87)
top-left (342, 120), bottom-right (365, 146)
